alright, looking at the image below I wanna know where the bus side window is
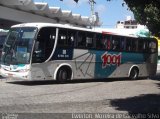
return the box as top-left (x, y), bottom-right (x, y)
top-left (77, 31), bottom-right (86, 48)
top-left (120, 37), bottom-right (126, 51)
top-left (45, 28), bottom-right (56, 59)
top-left (112, 36), bottom-right (120, 51)
top-left (106, 35), bottom-right (112, 50)
top-left (33, 27), bottom-right (56, 63)
top-left (34, 29), bottom-right (46, 62)
top-left (96, 34), bottom-right (103, 49)
top-left (86, 37), bottom-right (93, 48)
top-left (58, 29), bottom-right (67, 47)
top-left (132, 39), bottom-right (138, 52)
top-left (138, 40), bottom-right (148, 52)
top-left (86, 32), bottom-right (94, 48)
top-left (67, 30), bottom-right (75, 47)
top-left (126, 38), bottom-right (132, 51)
top-left (149, 41), bottom-right (157, 53)
top-left (143, 41), bottom-right (149, 52)
top-left (107, 39), bottom-right (111, 50)
top-left (102, 34), bottom-right (111, 50)
top-left (101, 35), bottom-right (106, 49)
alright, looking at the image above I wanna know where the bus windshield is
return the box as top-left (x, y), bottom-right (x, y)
top-left (1, 27), bottom-right (37, 65)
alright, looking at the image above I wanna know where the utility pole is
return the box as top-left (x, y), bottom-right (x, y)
top-left (89, 0), bottom-right (100, 27)
top-left (89, 0), bottom-right (96, 17)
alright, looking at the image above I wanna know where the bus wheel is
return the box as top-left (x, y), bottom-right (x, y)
top-left (129, 67), bottom-right (139, 80)
top-left (56, 67), bottom-right (72, 83)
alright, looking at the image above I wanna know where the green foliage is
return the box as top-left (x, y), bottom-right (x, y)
top-left (123, 0), bottom-right (160, 36)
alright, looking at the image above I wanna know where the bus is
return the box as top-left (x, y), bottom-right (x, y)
top-left (0, 23), bottom-right (158, 81)
top-left (154, 37), bottom-right (160, 73)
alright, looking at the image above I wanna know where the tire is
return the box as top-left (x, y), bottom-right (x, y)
top-left (57, 67), bottom-right (71, 83)
top-left (129, 68), bottom-right (139, 80)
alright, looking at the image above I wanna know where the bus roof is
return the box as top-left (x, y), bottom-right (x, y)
top-left (12, 22), bottom-right (100, 33)
top-left (12, 22), bottom-right (140, 38)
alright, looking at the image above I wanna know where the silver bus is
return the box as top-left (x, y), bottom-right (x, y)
top-left (0, 23), bottom-right (158, 81)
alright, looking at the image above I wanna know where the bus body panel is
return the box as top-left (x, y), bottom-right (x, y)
top-left (29, 49), bottom-right (157, 80)
top-left (72, 49), bottom-right (96, 79)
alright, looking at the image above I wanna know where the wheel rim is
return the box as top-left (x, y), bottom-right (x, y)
top-left (61, 70), bottom-right (67, 81)
top-left (130, 69), bottom-right (138, 79)
top-left (57, 67), bottom-right (72, 82)
top-left (57, 69), bottom-right (68, 82)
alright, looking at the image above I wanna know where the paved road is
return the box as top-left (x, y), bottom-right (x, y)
top-left (0, 77), bottom-right (160, 119)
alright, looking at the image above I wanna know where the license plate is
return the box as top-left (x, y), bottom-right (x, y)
top-left (8, 73), bottom-right (13, 77)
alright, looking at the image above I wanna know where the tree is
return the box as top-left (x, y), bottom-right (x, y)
top-left (124, 0), bottom-right (160, 36)
top-left (71, 0), bottom-right (160, 36)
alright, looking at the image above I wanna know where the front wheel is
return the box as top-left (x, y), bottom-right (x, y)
top-left (56, 67), bottom-right (71, 83)
top-left (129, 68), bottom-right (139, 80)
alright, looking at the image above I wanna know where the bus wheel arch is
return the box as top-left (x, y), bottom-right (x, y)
top-left (54, 64), bottom-right (73, 82)
top-left (128, 65), bottom-right (139, 80)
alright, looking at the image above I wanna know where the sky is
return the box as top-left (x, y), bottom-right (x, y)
top-left (34, 0), bottom-right (134, 28)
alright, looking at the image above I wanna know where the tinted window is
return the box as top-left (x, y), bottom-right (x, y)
top-left (57, 28), bottom-right (75, 48)
top-left (86, 32), bottom-right (94, 48)
top-left (149, 40), bottom-right (157, 53)
top-left (138, 40), bottom-right (149, 52)
top-left (120, 37), bottom-right (126, 51)
top-left (96, 33), bottom-right (104, 49)
top-left (126, 37), bottom-right (138, 52)
top-left (96, 34), bottom-right (111, 50)
top-left (111, 36), bottom-right (121, 51)
top-left (76, 31), bottom-right (86, 48)
top-left (33, 27), bottom-right (56, 63)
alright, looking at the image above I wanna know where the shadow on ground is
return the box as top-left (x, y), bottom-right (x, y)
top-left (152, 73), bottom-right (160, 80)
top-left (109, 94), bottom-right (160, 114)
top-left (3, 74), bottom-right (160, 86)
top-left (6, 78), bottom-right (131, 86)
top-left (107, 83), bottom-right (160, 117)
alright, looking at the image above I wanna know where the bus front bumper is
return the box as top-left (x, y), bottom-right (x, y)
top-left (0, 68), bottom-right (31, 80)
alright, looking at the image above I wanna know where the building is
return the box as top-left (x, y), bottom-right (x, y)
top-left (114, 16), bottom-right (150, 37)
top-left (116, 16), bottom-right (145, 29)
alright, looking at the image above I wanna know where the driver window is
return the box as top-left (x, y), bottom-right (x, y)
top-left (32, 27), bottom-right (56, 63)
